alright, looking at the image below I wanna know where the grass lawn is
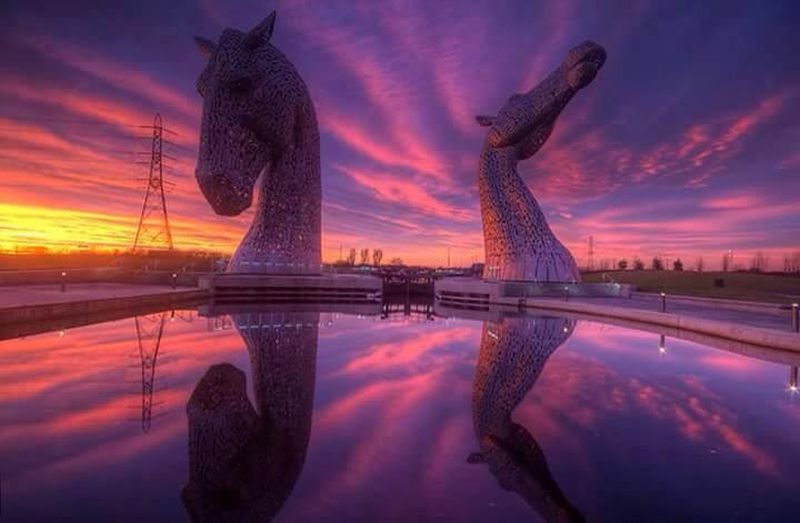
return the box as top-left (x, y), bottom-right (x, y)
top-left (581, 270), bottom-right (800, 304)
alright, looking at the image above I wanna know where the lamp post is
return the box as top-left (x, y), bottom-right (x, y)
top-left (61, 271), bottom-right (67, 293)
top-left (660, 292), bottom-right (666, 312)
top-left (658, 334), bottom-right (666, 355)
top-left (792, 303), bottom-right (799, 333)
top-left (564, 285), bottom-right (569, 302)
top-left (171, 272), bottom-right (178, 289)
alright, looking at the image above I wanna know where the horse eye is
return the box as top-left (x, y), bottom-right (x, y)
top-left (231, 77), bottom-right (253, 94)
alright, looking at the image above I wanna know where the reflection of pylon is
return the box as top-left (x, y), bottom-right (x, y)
top-left (133, 113), bottom-right (173, 251)
top-left (135, 312), bottom-right (168, 433)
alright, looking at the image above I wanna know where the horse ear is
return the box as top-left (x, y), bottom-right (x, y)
top-left (245, 10), bottom-right (277, 49)
top-left (475, 115), bottom-right (496, 127)
top-left (194, 36), bottom-right (216, 58)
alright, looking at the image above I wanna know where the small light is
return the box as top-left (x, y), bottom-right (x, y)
top-left (61, 271), bottom-right (66, 277)
top-left (563, 326), bottom-right (568, 333)
top-left (58, 330), bottom-right (65, 337)
top-left (659, 346), bottom-right (666, 354)
top-left (660, 292), bottom-right (666, 297)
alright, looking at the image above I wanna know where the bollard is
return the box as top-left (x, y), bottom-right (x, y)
top-left (660, 292), bottom-right (666, 313)
top-left (792, 303), bottom-right (799, 333)
top-left (61, 271), bottom-right (67, 292)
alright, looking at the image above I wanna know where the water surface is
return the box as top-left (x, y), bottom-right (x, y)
top-left (1, 306), bottom-right (798, 522)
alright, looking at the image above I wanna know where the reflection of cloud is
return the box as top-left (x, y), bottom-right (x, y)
top-left (336, 325), bottom-right (475, 375)
top-left (0, 317), bottom-right (245, 489)
top-left (518, 349), bottom-right (781, 478)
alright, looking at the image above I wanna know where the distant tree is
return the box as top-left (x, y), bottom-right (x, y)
top-left (696, 256), bottom-right (704, 272)
top-left (360, 248), bottom-right (370, 265)
top-left (390, 257), bottom-right (403, 266)
top-left (673, 258), bottom-right (684, 271)
top-left (347, 248), bottom-right (356, 266)
top-left (784, 251), bottom-right (800, 274)
top-left (651, 257), bottom-right (664, 271)
top-left (633, 258), bottom-right (645, 270)
top-left (722, 252), bottom-right (731, 272)
top-left (373, 249), bottom-right (383, 266)
top-left (617, 259), bottom-right (628, 270)
top-left (750, 251), bottom-right (768, 273)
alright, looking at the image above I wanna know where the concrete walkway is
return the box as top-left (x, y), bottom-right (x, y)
top-left (573, 295), bottom-right (795, 332)
top-left (518, 294), bottom-right (799, 351)
top-left (0, 283), bottom-right (196, 308)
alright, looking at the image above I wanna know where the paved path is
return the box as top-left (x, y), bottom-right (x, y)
top-left (0, 283), bottom-right (196, 309)
top-left (575, 295), bottom-right (795, 332)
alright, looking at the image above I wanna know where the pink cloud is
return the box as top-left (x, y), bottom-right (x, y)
top-left (335, 165), bottom-right (474, 222)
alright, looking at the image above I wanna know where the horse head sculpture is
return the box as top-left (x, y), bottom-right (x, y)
top-left (469, 315), bottom-right (584, 522)
top-left (194, 11), bottom-right (321, 273)
top-left (477, 41), bottom-right (605, 282)
top-left (182, 311), bottom-right (319, 521)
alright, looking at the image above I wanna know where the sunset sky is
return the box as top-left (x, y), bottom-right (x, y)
top-left (0, 0), bottom-right (797, 268)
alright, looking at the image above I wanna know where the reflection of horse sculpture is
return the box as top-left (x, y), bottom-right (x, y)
top-left (194, 11), bottom-right (321, 274)
top-left (469, 316), bottom-right (584, 523)
top-left (477, 42), bottom-right (605, 282)
top-left (183, 311), bottom-right (318, 522)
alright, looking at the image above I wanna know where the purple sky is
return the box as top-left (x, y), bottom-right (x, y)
top-left (0, 0), bottom-right (797, 267)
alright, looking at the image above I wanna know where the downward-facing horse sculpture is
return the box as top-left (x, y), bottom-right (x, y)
top-left (469, 316), bottom-right (584, 522)
top-left (477, 41), bottom-right (606, 282)
top-left (194, 11), bottom-right (321, 274)
top-left (183, 311), bottom-right (318, 521)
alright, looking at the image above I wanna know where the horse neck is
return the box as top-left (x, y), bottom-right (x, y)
top-left (250, 107), bottom-right (321, 230)
top-left (478, 144), bottom-right (550, 232)
top-left (472, 320), bottom-right (568, 438)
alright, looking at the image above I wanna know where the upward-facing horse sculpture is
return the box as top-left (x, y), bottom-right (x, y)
top-left (194, 11), bottom-right (321, 274)
top-left (477, 41), bottom-right (606, 282)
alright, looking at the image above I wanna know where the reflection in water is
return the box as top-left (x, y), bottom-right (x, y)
top-left (134, 312), bottom-right (168, 433)
top-left (182, 311), bottom-right (319, 522)
top-left (469, 315), bottom-right (584, 523)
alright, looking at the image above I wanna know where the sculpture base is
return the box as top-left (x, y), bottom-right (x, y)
top-left (199, 273), bottom-right (382, 303)
top-left (434, 277), bottom-right (632, 308)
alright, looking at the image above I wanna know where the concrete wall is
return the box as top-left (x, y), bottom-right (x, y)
top-left (433, 277), bottom-right (800, 351)
top-left (0, 289), bottom-right (208, 340)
